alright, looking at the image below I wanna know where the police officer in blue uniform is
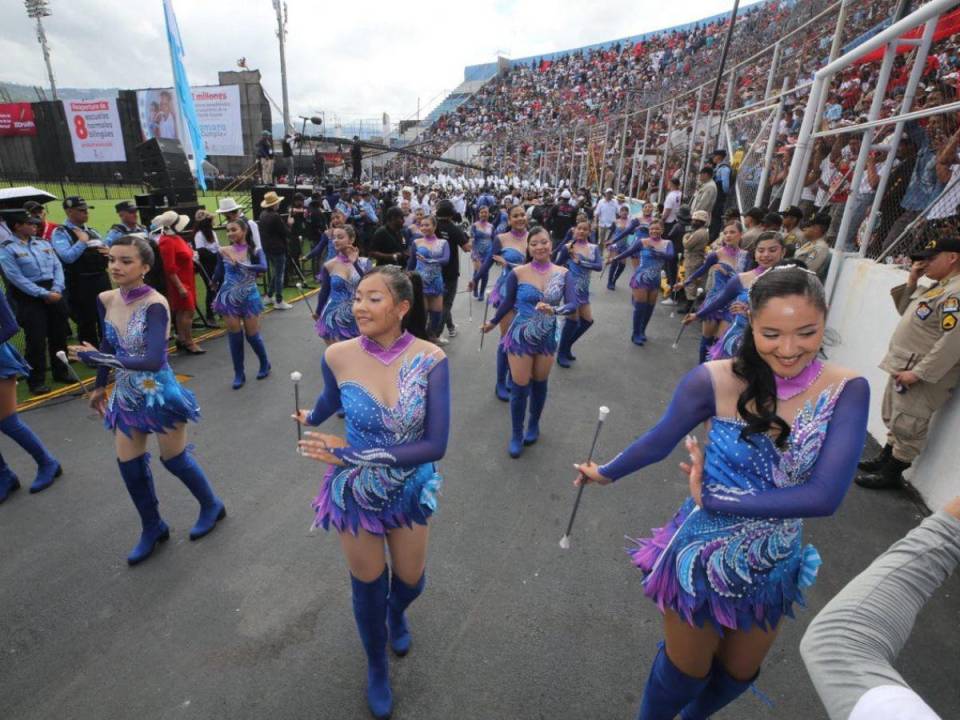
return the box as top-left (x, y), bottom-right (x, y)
top-left (0, 209), bottom-right (69, 394)
top-left (51, 197), bottom-right (111, 347)
top-left (105, 200), bottom-right (146, 246)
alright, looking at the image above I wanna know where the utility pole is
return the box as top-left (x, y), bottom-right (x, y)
top-left (24, 1), bottom-right (57, 100)
top-left (272, 0), bottom-right (293, 179)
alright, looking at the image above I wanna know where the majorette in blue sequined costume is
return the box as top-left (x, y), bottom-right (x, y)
top-left (489, 268), bottom-right (577, 357)
top-left (78, 287), bottom-right (225, 565)
top-left (211, 247), bottom-right (267, 318)
top-left (683, 248), bottom-right (751, 323)
top-left (470, 221), bottom-right (495, 300)
top-left (307, 337), bottom-right (450, 536)
top-left (553, 241), bottom-right (603, 366)
top-left (598, 363), bottom-right (870, 632)
top-left (693, 271), bottom-right (765, 361)
top-left (406, 237), bottom-right (449, 297)
top-left (80, 293), bottom-right (200, 436)
top-left (315, 256), bottom-right (371, 341)
top-left (474, 237), bottom-right (526, 308)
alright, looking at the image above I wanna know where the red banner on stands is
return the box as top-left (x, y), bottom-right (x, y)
top-left (856, 8), bottom-right (960, 64)
top-left (0, 103), bottom-right (37, 137)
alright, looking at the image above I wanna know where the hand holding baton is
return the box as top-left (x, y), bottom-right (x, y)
top-left (560, 406), bottom-right (610, 549)
top-left (56, 350), bottom-right (91, 400)
top-left (294, 282), bottom-right (317, 317)
top-left (291, 371), bottom-right (303, 447)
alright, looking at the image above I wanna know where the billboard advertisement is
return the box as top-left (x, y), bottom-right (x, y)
top-left (136, 84), bottom-right (243, 156)
top-left (0, 103), bottom-right (37, 137)
top-left (63, 98), bottom-right (126, 163)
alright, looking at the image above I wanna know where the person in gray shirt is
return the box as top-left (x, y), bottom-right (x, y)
top-left (801, 495), bottom-right (960, 719)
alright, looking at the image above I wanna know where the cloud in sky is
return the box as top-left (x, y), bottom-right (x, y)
top-left (1, 0), bottom-right (757, 125)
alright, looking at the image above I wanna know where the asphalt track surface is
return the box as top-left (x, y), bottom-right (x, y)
top-left (3, 256), bottom-right (959, 720)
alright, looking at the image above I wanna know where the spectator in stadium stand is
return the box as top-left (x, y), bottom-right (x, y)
top-left (368, 206), bottom-right (409, 267)
top-left (51, 196), bottom-right (111, 347)
top-left (351, 136), bottom-right (363, 184)
top-left (794, 214), bottom-right (832, 281)
top-left (690, 167), bottom-right (717, 219)
top-left (0, 210), bottom-right (70, 394)
top-left (662, 206), bottom-right (691, 306)
top-left (548, 190), bottom-right (578, 248)
top-left (662, 177), bottom-right (683, 235)
top-left (856, 235), bottom-right (960, 492)
top-left (258, 191), bottom-right (293, 310)
top-left (435, 200), bottom-right (471, 341)
top-left (594, 188), bottom-right (620, 248)
top-left (781, 206), bottom-right (805, 257)
top-left (881, 118), bottom-right (949, 253)
top-left (710, 149), bottom-right (732, 239)
top-left (24, 201), bottom-right (57, 241)
top-left (740, 207), bottom-right (766, 256)
top-left (679, 209), bottom-right (711, 313)
top-left (216, 197), bottom-right (263, 252)
top-left (193, 210), bottom-right (220, 322)
top-left (256, 130), bottom-right (274, 185)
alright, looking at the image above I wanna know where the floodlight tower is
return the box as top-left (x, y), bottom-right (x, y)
top-left (24, 0), bottom-right (57, 100)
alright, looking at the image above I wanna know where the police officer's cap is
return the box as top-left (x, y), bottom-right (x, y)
top-left (63, 196), bottom-right (93, 210)
top-left (1, 209), bottom-right (41, 226)
top-left (783, 206), bottom-right (804, 221)
top-left (23, 200), bottom-right (44, 213)
top-left (912, 234), bottom-right (960, 258)
top-left (115, 200), bottom-right (138, 213)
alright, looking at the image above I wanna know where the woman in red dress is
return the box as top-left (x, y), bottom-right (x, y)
top-left (155, 211), bottom-right (204, 354)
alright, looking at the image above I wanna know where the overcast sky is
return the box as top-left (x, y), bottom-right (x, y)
top-left (1, 0), bottom-right (756, 125)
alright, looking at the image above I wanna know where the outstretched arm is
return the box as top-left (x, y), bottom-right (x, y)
top-left (332, 359), bottom-right (450, 467)
top-left (695, 275), bottom-right (744, 319)
top-left (78, 301), bottom-right (169, 377)
top-left (683, 252), bottom-right (719, 285)
top-left (598, 365), bottom-right (717, 481)
top-left (702, 378), bottom-right (870, 518)
top-left (580, 245), bottom-right (604, 271)
top-left (315, 267), bottom-right (332, 312)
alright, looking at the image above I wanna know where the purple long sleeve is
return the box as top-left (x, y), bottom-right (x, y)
top-left (79, 300), bottom-right (169, 386)
top-left (212, 254), bottom-right (225, 286)
top-left (599, 365), bottom-right (716, 481)
top-left (406, 245), bottom-right (418, 271)
top-left (431, 240), bottom-right (450, 266)
top-left (308, 356), bottom-right (450, 468)
top-left (702, 378), bottom-right (870, 518)
top-left (696, 275), bottom-right (744, 319)
top-left (556, 270), bottom-right (579, 315)
top-left (489, 271), bottom-right (518, 325)
top-left (307, 355), bottom-right (341, 425)
top-left (315, 267), bottom-right (332, 312)
top-left (609, 218), bottom-right (640, 246)
top-left (239, 248), bottom-right (268, 274)
top-left (305, 235), bottom-right (330, 261)
top-left (609, 239), bottom-right (644, 264)
top-left (684, 252), bottom-right (721, 285)
top-left (473, 237), bottom-right (503, 283)
top-left (0, 291), bottom-right (20, 345)
top-left (580, 245), bottom-right (604, 271)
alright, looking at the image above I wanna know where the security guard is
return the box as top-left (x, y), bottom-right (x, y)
top-left (858, 234), bottom-right (960, 490)
top-left (0, 209), bottom-right (69, 394)
top-left (678, 210), bottom-right (711, 313)
top-left (51, 197), bottom-right (111, 347)
top-left (105, 200), bottom-right (146, 246)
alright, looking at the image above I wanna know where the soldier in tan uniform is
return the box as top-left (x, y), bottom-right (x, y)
top-left (678, 210), bottom-right (711, 313)
top-left (857, 235), bottom-right (960, 490)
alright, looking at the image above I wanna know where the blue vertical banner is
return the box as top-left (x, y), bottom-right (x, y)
top-left (162, 0), bottom-right (207, 190)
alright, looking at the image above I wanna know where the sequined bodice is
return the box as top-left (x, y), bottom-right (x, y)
top-left (501, 247), bottom-right (525, 267)
top-left (339, 353), bottom-right (436, 455)
top-left (639, 244), bottom-right (669, 272)
top-left (472, 226), bottom-right (493, 255)
top-left (414, 242), bottom-right (445, 284)
top-left (326, 269), bottom-right (362, 306)
top-left (105, 303), bottom-right (167, 367)
top-left (705, 383), bottom-right (846, 496)
top-left (514, 273), bottom-right (565, 319)
top-left (222, 259), bottom-right (258, 289)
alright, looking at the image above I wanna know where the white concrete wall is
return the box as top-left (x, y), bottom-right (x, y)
top-left (827, 256), bottom-right (959, 510)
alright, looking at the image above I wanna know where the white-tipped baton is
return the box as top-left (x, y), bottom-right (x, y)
top-left (559, 406), bottom-right (610, 549)
top-left (291, 371), bottom-right (303, 446)
top-left (478, 292), bottom-right (490, 352)
top-left (55, 350), bottom-right (91, 400)
top-left (294, 282), bottom-right (316, 317)
top-left (673, 287), bottom-right (704, 351)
